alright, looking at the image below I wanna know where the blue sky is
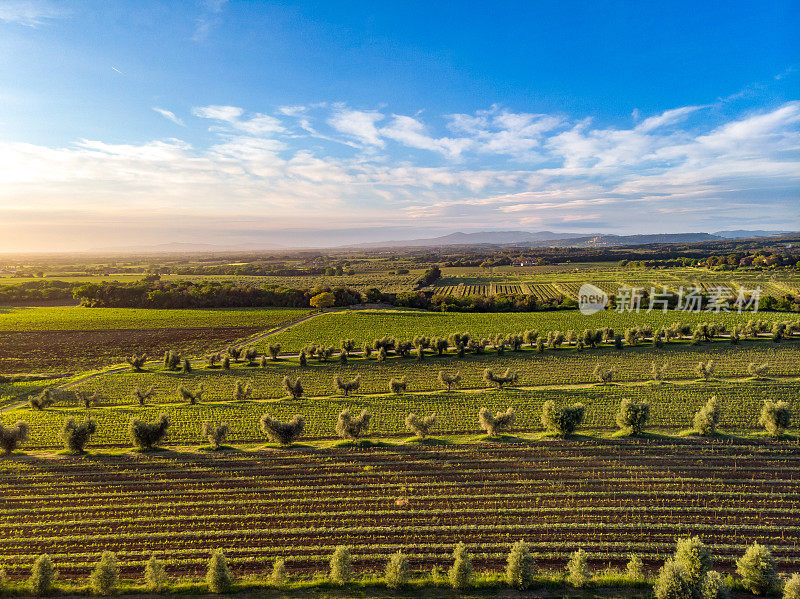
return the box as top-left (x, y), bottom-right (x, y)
top-left (0, 0), bottom-right (798, 250)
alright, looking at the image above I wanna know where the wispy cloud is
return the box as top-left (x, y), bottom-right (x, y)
top-left (193, 0), bottom-right (227, 42)
top-left (153, 107), bottom-right (185, 126)
top-left (0, 0), bottom-right (64, 27)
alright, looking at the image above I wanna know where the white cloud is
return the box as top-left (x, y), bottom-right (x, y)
top-left (0, 0), bottom-right (64, 26)
top-left (0, 100), bottom-right (798, 250)
top-left (153, 107), bottom-right (185, 126)
top-left (381, 115), bottom-right (473, 158)
top-left (328, 109), bottom-right (385, 147)
top-left (193, 0), bottom-right (227, 41)
top-left (193, 105), bottom-right (285, 135)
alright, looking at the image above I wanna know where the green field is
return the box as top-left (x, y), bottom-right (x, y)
top-left (0, 306), bottom-right (310, 332)
top-left (1, 305), bottom-right (799, 594)
top-left (258, 308), bottom-right (798, 352)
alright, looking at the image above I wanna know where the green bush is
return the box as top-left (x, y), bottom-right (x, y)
top-left (60, 417), bottom-right (96, 453)
top-left (270, 558), bottom-right (287, 586)
top-left (626, 554), bottom-right (644, 581)
top-left (206, 549), bottom-right (232, 593)
top-left (0, 421), bottom-right (29, 454)
top-left (128, 414), bottom-right (170, 450)
top-left (693, 397), bottom-right (722, 436)
top-left (89, 551), bottom-right (119, 596)
top-left (616, 398), bottom-right (650, 436)
top-left (385, 551), bottom-right (410, 589)
top-left (448, 542), bottom-right (472, 590)
top-left (736, 543), bottom-right (778, 595)
top-left (759, 400), bottom-right (792, 437)
top-left (329, 546), bottom-right (352, 585)
top-left (654, 559), bottom-right (693, 599)
top-left (144, 554), bottom-right (168, 592)
top-left (784, 574), bottom-right (800, 599)
top-left (541, 400), bottom-right (585, 436)
top-left (478, 407), bottom-right (515, 436)
top-left (567, 548), bottom-right (590, 587)
top-left (335, 409), bottom-right (371, 441)
top-left (260, 414), bottom-right (305, 445)
top-left (505, 540), bottom-right (537, 589)
top-left (28, 554), bottom-right (56, 596)
top-left (702, 571), bottom-right (730, 599)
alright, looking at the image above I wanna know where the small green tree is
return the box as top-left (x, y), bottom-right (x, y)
top-left (144, 554), bottom-right (168, 592)
top-left (541, 401), bottom-right (585, 436)
top-left (201, 421), bottom-right (229, 449)
top-left (335, 409), bottom-right (371, 441)
top-left (405, 413), bottom-right (437, 439)
top-left (0, 421), bottom-right (29, 454)
top-left (128, 414), bottom-right (170, 451)
top-left (60, 417), bottom-right (96, 453)
top-left (655, 559), bottom-right (693, 599)
top-left (329, 546), bottom-right (352, 585)
top-left (270, 558), bottom-right (287, 586)
top-left (616, 398), bottom-right (650, 436)
top-left (334, 375), bottom-right (361, 396)
top-left (736, 543), bottom-right (778, 596)
top-left (505, 540), bottom-right (537, 589)
top-left (385, 551), bottom-right (410, 589)
top-left (206, 549), bottom-right (232, 593)
top-left (626, 554), bottom-right (644, 580)
top-left (438, 371), bottom-right (461, 392)
top-left (310, 292), bottom-right (335, 310)
top-left (567, 548), bottom-right (590, 587)
top-left (783, 574), bottom-right (800, 599)
top-left (260, 414), bottom-right (305, 445)
top-left (448, 542), bottom-right (473, 590)
top-left (283, 376), bottom-right (303, 399)
top-left (673, 536), bottom-right (712, 592)
top-left (89, 551), bottom-right (119, 596)
top-left (759, 400), bottom-right (792, 437)
top-left (28, 554), bottom-right (56, 596)
top-left (703, 571), bottom-right (730, 599)
top-left (693, 397), bottom-right (722, 436)
top-left (479, 407), bottom-right (515, 437)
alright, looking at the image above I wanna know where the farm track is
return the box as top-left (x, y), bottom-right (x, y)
top-left (1, 440), bottom-right (799, 579)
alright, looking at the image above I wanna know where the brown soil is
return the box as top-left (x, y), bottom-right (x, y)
top-left (0, 326), bottom-right (261, 373)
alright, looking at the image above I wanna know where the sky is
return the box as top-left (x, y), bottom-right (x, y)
top-left (0, 0), bottom-right (798, 251)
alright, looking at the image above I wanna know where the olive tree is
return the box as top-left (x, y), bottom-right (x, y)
top-left (335, 409), bottom-right (371, 441)
top-left (260, 414), bottom-right (305, 445)
top-left (616, 398), bottom-right (650, 436)
top-left (405, 413), bottom-right (437, 439)
top-left (129, 414), bottom-right (170, 450)
top-left (759, 400), bottom-right (792, 437)
top-left (479, 407), bottom-right (515, 437)
top-left (0, 421), bottom-right (29, 454)
top-left (541, 401), bottom-right (585, 436)
top-left (60, 417), bottom-right (97, 453)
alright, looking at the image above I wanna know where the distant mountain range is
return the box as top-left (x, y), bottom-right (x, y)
top-left (348, 229), bottom-right (794, 249)
top-left (86, 229), bottom-right (794, 254)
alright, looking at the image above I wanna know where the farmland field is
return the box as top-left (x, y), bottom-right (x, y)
top-left (1, 437), bottom-right (799, 582)
top-left (257, 308), bottom-right (798, 352)
top-left (0, 307), bottom-right (310, 373)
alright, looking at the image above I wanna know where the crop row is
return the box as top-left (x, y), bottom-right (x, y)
top-left (0, 440), bottom-right (797, 577)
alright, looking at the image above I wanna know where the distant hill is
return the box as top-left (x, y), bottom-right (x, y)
top-left (350, 230), bottom-right (589, 248)
top-left (348, 231), bottom-right (723, 248)
top-left (712, 230), bottom-right (792, 239)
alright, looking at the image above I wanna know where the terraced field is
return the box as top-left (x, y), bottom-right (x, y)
top-left (1, 439), bottom-right (798, 580)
